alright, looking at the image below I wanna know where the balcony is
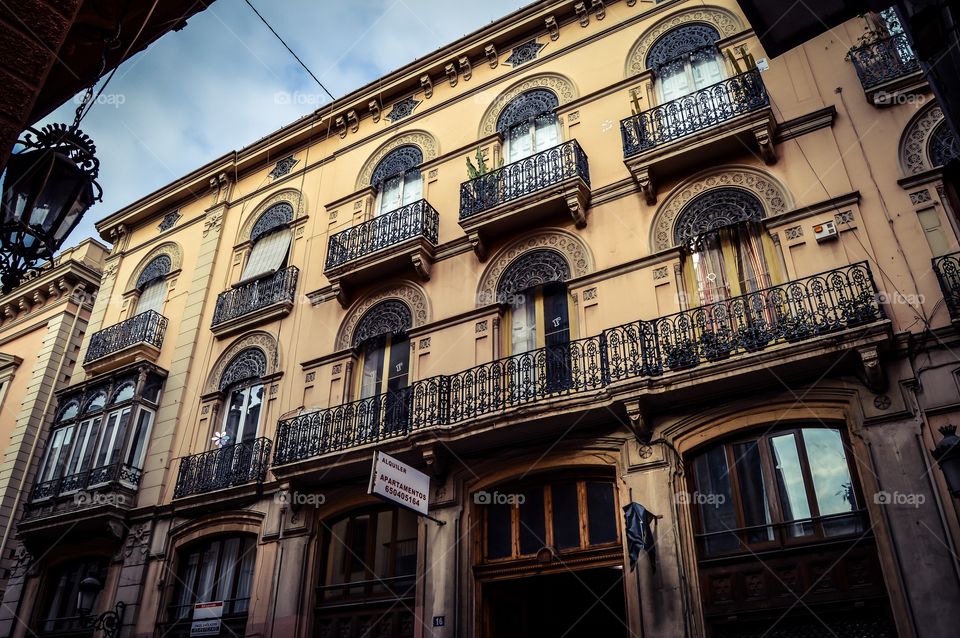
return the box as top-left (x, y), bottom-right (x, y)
top-left (848, 33), bottom-right (924, 105)
top-left (211, 266), bottom-right (299, 337)
top-left (458, 140), bottom-right (590, 260)
top-left (620, 69), bottom-right (775, 203)
top-left (934, 251), bottom-right (960, 323)
top-left (324, 199), bottom-right (439, 306)
top-left (173, 437), bottom-right (272, 501)
top-left (274, 262), bottom-right (886, 470)
top-left (83, 310), bottom-right (167, 374)
top-left (21, 462), bottom-right (141, 539)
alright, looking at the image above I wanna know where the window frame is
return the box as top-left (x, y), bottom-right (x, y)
top-left (168, 534), bottom-right (258, 622)
top-left (686, 425), bottom-right (868, 559)
top-left (503, 111), bottom-right (561, 163)
top-left (218, 381), bottom-right (265, 447)
top-left (375, 169), bottom-right (423, 216)
top-left (503, 282), bottom-right (574, 356)
top-left (478, 473), bottom-right (621, 564)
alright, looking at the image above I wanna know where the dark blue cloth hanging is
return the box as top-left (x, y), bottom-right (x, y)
top-left (623, 502), bottom-right (657, 572)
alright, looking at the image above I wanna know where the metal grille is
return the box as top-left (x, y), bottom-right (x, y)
top-left (674, 188), bottom-right (765, 245)
top-left (370, 145), bottom-right (423, 187)
top-left (621, 69), bottom-right (769, 156)
top-left (934, 250), bottom-right (960, 320)
top-left (212, 266), bottom-right (298, 327)
top-left (219, 348), bottom-right (267, 391)
top-left (29, 462), bottom-right (142, 502)
top-left (274, 262), bottom-right (883, 466)
top-left (84, 310), bottom-right (168, 363)
top-left (645, 23), bottom-right (721, 75)
top-left (459, 139), bottom-right (590, 219)
top-left (325, 200), bottom-right (439, 270)
top-left (495, 89), bottom-right (559, 133)
top-left (136, 255), bottom-right (171, 290)
top-left (173, 437), bottom-right (272, 498)
top-left (352, 300), bottom-right (413, 348)
top-left (250, 203), bottom-right (294, 242)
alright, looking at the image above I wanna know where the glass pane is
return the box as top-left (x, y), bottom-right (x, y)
top-left (196, 540), bottom-right (222, 603)
top-left (507, 122), bottom-right (533, 162)
top-left (233, 538), bottom-right (256, 613)
top-left (692, 447), bottom-right (739, 554)
top-left (586, 482), bottom-right (618, 545)
top-left (770, 433), bottom-right (814, 538)
top-left (360, 339), bottom-right (386, 399)
top-left (136, 279), bottom-right (167, 315)
top-left (486, 502), bottom-right (512, 559)
top-left (510, 289), bottom-right (537, 353)
top-left (241, 385), bottom-right (264, 442)
top-left (533, 113), bottom-right (559, 151)
top-left (94, 412), bottom-right (120, 468)
top-left (126, 409), bottom-right (153, 469)
top-left (324, 518), bottom-right (350, 589)
top-left (401, 172), bottom-right (422, 205)
top-left (518, 487), bottom-right (546, 555)
top-left (394, 508), bottom-right (418, 576)
top-left (64, 419), bottom-right (92, 476)
top-left (802, 428), bottom-right (863, 536)
top-left (112, 382), bottom-right (135, 403)
top-left (347, 515), bottom-right (370, 587)
top-left (373, 509), bottom-right (393, 585)
top-left (551, 482), bottom-right (581, 550)
top-left (173, 550), bottom-right (200, 617)
top-left (732, 441), bottom-right (774, 543)
top-left (222, 388), bottom-right (246, 445)
top-left (379, 175), bottom-right (403, 214)
top-left (692, 53), bottom-right (724, 89)
top-left (659, 65), bottom-right (692, 101)
top-left (690, 232), bottom-right (729, 305)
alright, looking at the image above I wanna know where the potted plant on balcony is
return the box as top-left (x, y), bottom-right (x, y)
top-left (738, 322), bottom-right (772, 352)
top-left (699, 326), bottom-right (734, 361)
top-left (465, 147), bottom-right (503, 213)
top-left (783, 309), bottom-right (816, 342)
top-left (840, 292), bottom-right (879, 328)
top-left (664, 339), bottom-right (698, 371)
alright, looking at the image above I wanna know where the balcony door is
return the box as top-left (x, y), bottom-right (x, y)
top-left (358, 333), bottom-right (410, 438)
top-left (657, 52), bottom-right (725, 103)
top-left (221, 382), bottom-right (263, 446)
top-left (505, 112), bottom-right (560, 163)
top-left (370, 145), bottom-right (424, 216)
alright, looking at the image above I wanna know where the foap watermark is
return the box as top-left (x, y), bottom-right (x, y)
top-left (73, 490), bottom-right (128, 506)
top-left (874, 91), bottom-right (926, 106)
top-left (675, 491), bottom-right (727, 508)
top-left (274, 91), bottom-right (327, 107)
top-left (876, 290), bottom-right (924, 306)
top-left (473, 490), bottom-right (525, 505)
top-left (275, 489), bottom-right (326, 507)
top-left (874, 490), bottom-right (925, 507)
top-left (73, 93), bottom-right (125, 108)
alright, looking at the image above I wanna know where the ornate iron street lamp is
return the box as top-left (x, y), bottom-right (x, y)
top-left (932, 424), bottom-right (960, 497)
top-left (0, 119), bottom-right (101, 293)
top-left (76, 576), bottom-right (125, 638)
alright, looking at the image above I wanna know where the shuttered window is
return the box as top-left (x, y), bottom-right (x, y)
top-left (240, 230), bottom-right (291, 281)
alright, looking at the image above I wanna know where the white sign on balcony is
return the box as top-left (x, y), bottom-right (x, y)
top-left (368, 450), bottom-right (430, 516)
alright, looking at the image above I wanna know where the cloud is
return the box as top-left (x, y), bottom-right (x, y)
top-left (40, 0), bottom-right (525, 246)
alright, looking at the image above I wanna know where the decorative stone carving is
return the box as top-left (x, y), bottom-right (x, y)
top-left (347, 110), bottom-right (359, 133)
top-left (899, 102), bottom-right (949, 176)
top-left (485, 44), bottom-right (498, 68)
top-left (420, 75), bottom-right (433, 99)
top-left (158, 210), bottom-right (181, 231)
top-left (478, 74), bottom-right (578, 137)
top-left (652, 266), bottom-right (668, 280)
top-left (369, 99), bottom-right (382, 122)
top-left (336, 283), bottom-right (430, 350)
top-left (356, 131), bottom-right (439, 190)
top-left (575, 2), bottom-right (589, 26)
top-left (238, 188), bottom-right (306, 243)
top-left (386, 96), bottom-right (421, 122)
top-left (268, 156), bottom-right (298, 180)
top-left (476, 320), bottom-right (488, 332)
top-left (546, 16), bottom-right (559, 40)
top-left (121, 523), bottom-right (151, 560)
top-left (625, 6), bottom-right (743, 77)
top-left (445, 63), bottom-right (458, 87)
top-left (910, 189), bottom-right (931, 204)
top-left (203, 210), bottom-right (223, 238)
top-left (583, 287), bottom-right (598, 300)
top-left (673, 188), bottom-right (765, 245)
top-left (591, 0), bottom-right (606, 20)
top-left (305, 371), bottom-right (316, 383)
top-left (505, 40), bottom-right (545, 67)
top-left (205, 331), bottom-right (280, 394)
top-left (835, 210), bottom-right (855, 225)
top-left (459, 56), bottom-right (472, 80)
top-left (650, 167), bottom-right (791, 252)
top-left (419, 337), bottom-right (431, 349)
top-left (125, 242), bottom-right (183, 293)
top-left (477, 230), bottom-right (592, 306)
top-left (784, 225), bottom-right (804, 240)
top-left (332, 363), bottom-right (343, 375)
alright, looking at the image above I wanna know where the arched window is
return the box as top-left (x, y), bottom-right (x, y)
top-left (675, 188), bottom-right (782, 306)
top-left (316, 505), bottom-right (418, 637)
top-left (240, 203), bottom-right (294, 282)
top-left (169, 535), bottom-right (257, 635)
top-left (929, 120), bottom-right (960, 168)
top-left (82, 390), bottom-right (106, 414)
top-left (646, 24), bottom-right (725, 103)
top-left (135, 255), bottom-right (171, 315)
top-left (218, 348), bottom-right (267, 447)
top-left (371, 145), bottom-right (423, 215)
top-left (497, 89), bottom-right (561, 163)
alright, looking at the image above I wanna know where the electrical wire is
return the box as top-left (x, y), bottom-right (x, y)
top-left (243, 0), bottom-right (336, 101)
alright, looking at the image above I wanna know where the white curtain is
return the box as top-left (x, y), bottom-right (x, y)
top-left (240, 230), bottom-right (291, 280)
top-left (534, 114), bottom-right (559, 152)
top-left (136, 279), bottom-right (167, 315)
top-left (510, 290), bottom-right (537, 354)
top-left (401, 172), bottom-right (422, 205)
top-left (378, 175), bottom-right (403, 215)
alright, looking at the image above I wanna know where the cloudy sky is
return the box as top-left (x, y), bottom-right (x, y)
top-left (40, 0), bottom-right (527, 246)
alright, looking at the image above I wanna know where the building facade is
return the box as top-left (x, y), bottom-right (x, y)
top-left (1, 1), bottom-right (960, 637)
top-left (0, 240), bottom-right (106, 603)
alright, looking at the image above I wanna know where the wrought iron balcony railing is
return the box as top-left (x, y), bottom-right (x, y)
top-left (173, 437), bottom-right (272, 498)
top-left (848, 33), bottom-right (919, 90)
top-left (459, 139), bottom-right (590, 219)
top-left (933, 251), bottom-right (960, 320)
top-left (274, 262), bottom-right (883, 466)
top-left (212, 266), bottom-right (299, 327)
top-left (620, 69), bottom-right (769, 157)
top-left (325, 200), bottom-right (439, 270)
top-left (84, 310), bottom-right (168, 364)
top-left (29, 462), bottom-right (143, 502)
